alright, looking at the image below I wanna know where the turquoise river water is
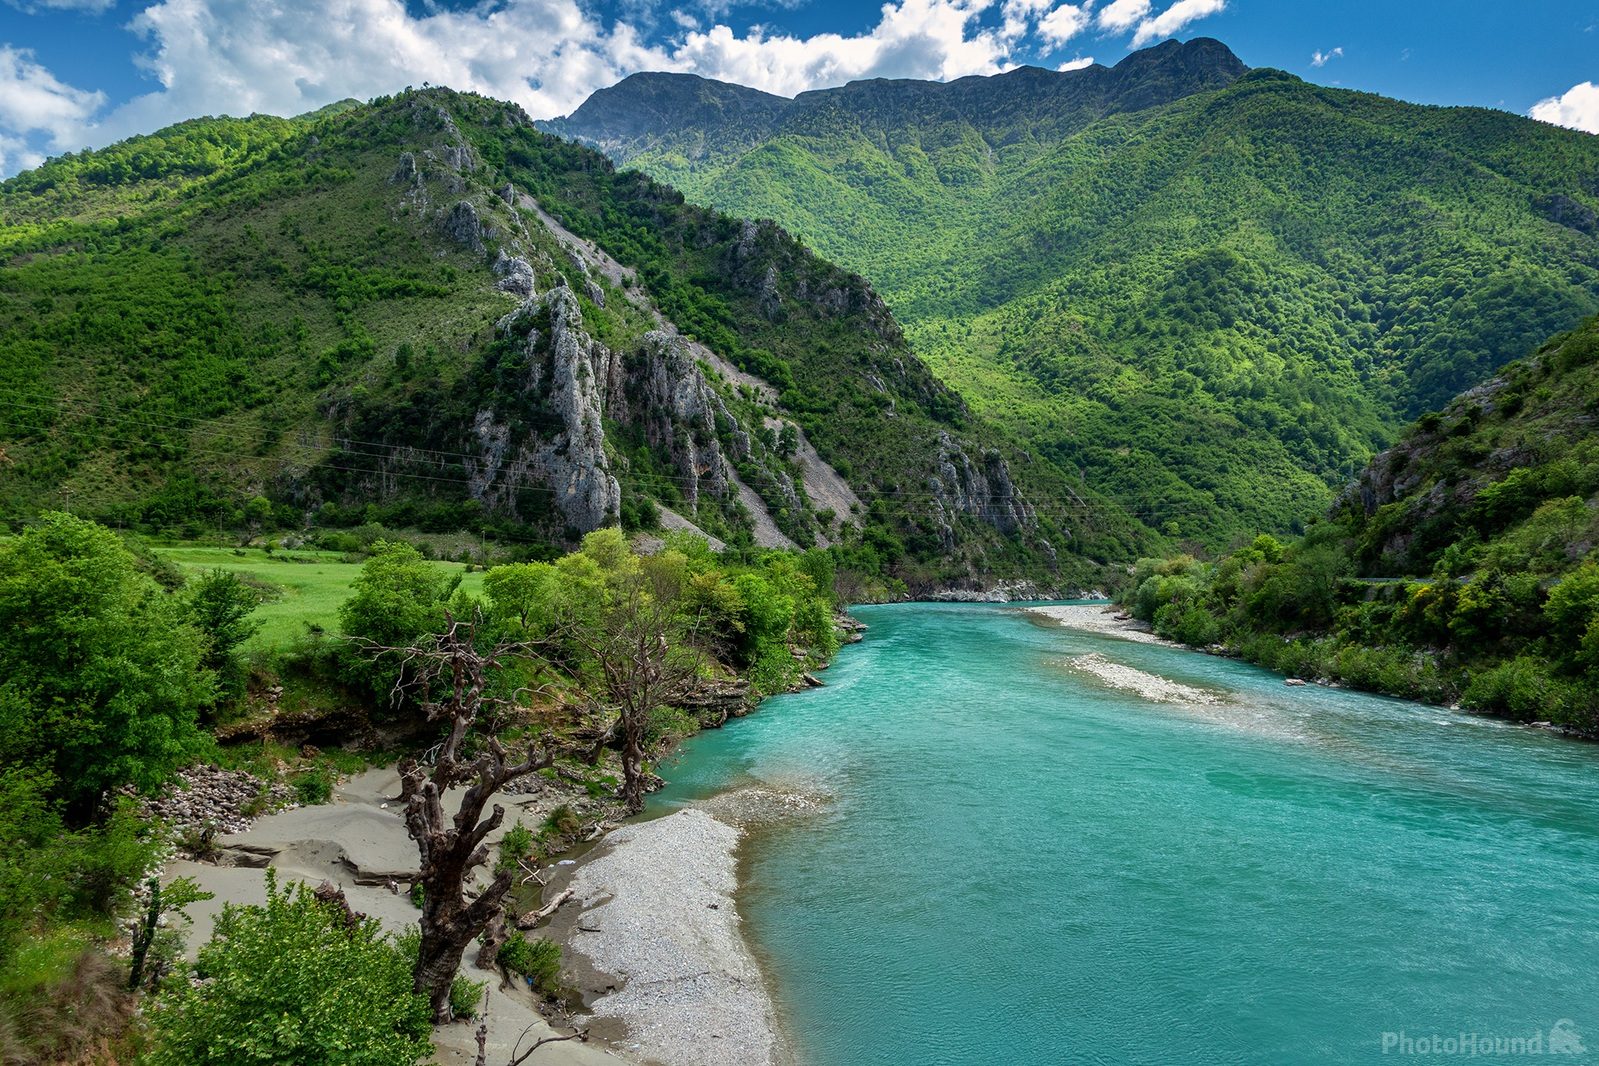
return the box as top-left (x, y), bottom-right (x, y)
top-left (652, 603), bottom-right (1599, 1065)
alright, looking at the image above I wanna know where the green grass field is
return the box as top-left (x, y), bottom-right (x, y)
top-left (155, 545), bottom-right (485, 651)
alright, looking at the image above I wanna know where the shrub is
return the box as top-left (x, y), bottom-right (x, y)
top-left (0, 514), bottom-right (210, 816)
top-left (145, 871), bottom-right (432, 1066)
top-left (496, 821), bottom-right (535, 872)
top-left (1463, 656), bottom-right (1560, 722)
top-left (449, 975), bottom-right (485, 1019)
top-left (497, 934), bottom-right (562, 995)
top-left (292, 767), bottom-right (334, 806)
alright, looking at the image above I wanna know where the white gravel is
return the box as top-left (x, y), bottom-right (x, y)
top-left (566, 809), bottom-right (782, 1066)
top-left (1023, 603), bottom-right (1175, 645)
top-left (1067, 652), bottom-right (1221, 705)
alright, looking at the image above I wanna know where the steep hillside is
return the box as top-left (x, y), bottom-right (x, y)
top-left (1340, 315), bottom-right (1599, 579)
top-left (546, 39), bottom-right (1599, 543)
top-left (0, 89), bottom-right (1149, 591)
top-left (1129, 315), bottom-right (1599, 731)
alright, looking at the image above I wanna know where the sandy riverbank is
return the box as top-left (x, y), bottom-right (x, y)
top-left (163, 767), bottom-right (789, 1066)
top-left (1022, 603), bottom-right (1176, 645)
top-left (164, 767), bottom-right (623, 1066)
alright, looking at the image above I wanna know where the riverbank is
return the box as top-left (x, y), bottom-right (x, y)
top-left (544, 809), bottom-right (785, 1066)
top-left (164, 767), bottom-right (623, 1066)
top-left (1022, 602), bottom-right (1175, 645)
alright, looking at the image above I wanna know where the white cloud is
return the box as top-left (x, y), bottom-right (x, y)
top-left (4, 0), bottom-right (117, 13)
top-left (92, 0), bottom-right (669, 149)
top-left (639, 0), bottom-right (1015, 97)
top-left (8, 0), bottom-right (1226, 176)
top-left (1310, 46), bottom-right (1342, 68)
top-left (77, 0), bottom-right (1025, 152)
top-left (0, 45), bottom-right (105, 171)
top-left (1057, 55), bottom-right (1094, 71)
top-left (1530, 81), bottom-right (1599, 135)
top-left (1096, 0), bottom-right (1149, 31)
top-left (1036, 3), bottom-right (1091, 49)
top-left (1129, 0), bottom-right (1226, 47)
top-left (999, 0), bottom-right (1052, 43)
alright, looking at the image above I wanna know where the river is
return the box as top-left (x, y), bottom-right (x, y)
top-left (652, 603), bottom-right (1599, 1064)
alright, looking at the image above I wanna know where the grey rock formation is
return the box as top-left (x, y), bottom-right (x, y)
top-left (927, 432), bottom-right (1037, 549)
top-left (619, 331), bottom-right (735, 509)
top-left (440, 143), bottom-right (476, 173)
top-left (477, 289), bottom-right (622, 532)
top-left (493, 249), bottom-right (536, 297)
top-left (444, 200), bottom-right (484, 252)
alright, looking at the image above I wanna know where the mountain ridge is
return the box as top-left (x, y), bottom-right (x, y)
top-left (545, 40), bottom-right (1599, 545)
top-left (544, 37), bottom-right (1250, 166)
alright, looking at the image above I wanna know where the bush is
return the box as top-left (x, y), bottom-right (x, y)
top-left (0, 770), bottom-right (157, 972)
top-left (1153, 602), bottom-right (1220, 646)
top-left (497, 934), bottom-right (562, 995)
top-left (496, 821), bottom-right (534, 872)
top-left (1463, 656), bottom-right (1561, 722)
top-left (0, 514), bottom-right (211, 816)
top-left (449, 974), bottom-right (485, 1019)
top-left (187, 569), bottom-right (263, 702)
top-left (145, 871), bottom-right (432, 1066)
top-left (292, 767), bottom-right (334, 806)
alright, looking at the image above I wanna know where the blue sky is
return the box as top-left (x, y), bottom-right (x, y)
top-left (1, 0), bottom-right (1596, 176)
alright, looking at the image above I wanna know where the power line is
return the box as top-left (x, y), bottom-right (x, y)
top-left (0, 388), bottom-right (1221, 520)
top-left (0, 389), bottom-right (1234, 533)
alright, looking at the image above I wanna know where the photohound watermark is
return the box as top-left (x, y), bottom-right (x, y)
top-left (1381, 1020), bottom-right (1586, 1057)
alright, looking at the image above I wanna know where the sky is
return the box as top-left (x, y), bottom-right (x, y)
top-left (0, 0), bottom-right (1596, 177)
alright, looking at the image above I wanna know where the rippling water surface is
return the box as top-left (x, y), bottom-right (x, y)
top-left (653, 603), bottom-right (1599, 1065)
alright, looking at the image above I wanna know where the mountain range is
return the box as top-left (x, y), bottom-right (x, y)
top-left (546, 38), bottom-right (1599, 544)
top-left (0, 89), bottom-right (1143, 593)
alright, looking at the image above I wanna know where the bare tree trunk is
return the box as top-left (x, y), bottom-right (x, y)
top-left (375, 613), bottom-right (557, 1024)
top-left (476, 910), bottom-right (509, 974)
top-left (620, 714), bottom-right (647, 813)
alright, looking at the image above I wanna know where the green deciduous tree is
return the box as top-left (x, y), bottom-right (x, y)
top-left (187, 569), bottom-right (262, 701)
top-left (339, 540), bottom-right (457, 703)
top-left (339, 540), bottom-right (454, 647)
top-left (0, 513), bottom-right (210, 818)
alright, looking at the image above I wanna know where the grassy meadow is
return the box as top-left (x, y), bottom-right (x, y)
top-left (155, 545), bottom-right (484, 651)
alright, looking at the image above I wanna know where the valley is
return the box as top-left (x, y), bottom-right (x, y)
top-left (0, 19), bottom-right (1597, 1066)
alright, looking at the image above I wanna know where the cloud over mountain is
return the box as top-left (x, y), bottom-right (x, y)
top-left (0, 0), bottom-right (1236, 175)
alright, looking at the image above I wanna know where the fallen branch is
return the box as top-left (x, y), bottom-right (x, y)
top-left (516, 887), bottom-right (573, 929)
top-left (507, 1023), bottom-right (588, 1066)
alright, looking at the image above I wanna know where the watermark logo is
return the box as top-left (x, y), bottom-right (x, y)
top-left (1381, 1020), bottom-right (1586, 1057)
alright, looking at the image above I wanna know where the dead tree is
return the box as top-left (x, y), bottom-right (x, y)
top-left (378, 612), bottom-right (559, 1023)
top-left (569, 573), bottom-right (703, 813)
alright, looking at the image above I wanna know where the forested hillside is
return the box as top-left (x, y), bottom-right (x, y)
top-left (547, 39), bottom-right (1599, 544)
top-left (0, 89), bottom-right (1148, 593)
top-left (1128, 314), bottom-right (1599, 732)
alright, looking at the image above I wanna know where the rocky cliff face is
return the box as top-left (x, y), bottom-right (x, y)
top-left (325, 102), bottom-right (837, 545)
top-left (928, 432), bottom-right (1038, 549)
top-left (473, 286), bottom-right (622, 531)
top-left (308, 89), bottom-right (1069, 572)
top-left (615, 331), bottom-right (736, 509)
top-left (1335, 315), bottom-right (1599, 573)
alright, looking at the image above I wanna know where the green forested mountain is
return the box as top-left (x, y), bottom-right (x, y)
top-left (0, 89), bottom-right (1147, 592)
top-left (1130, 314), bottom-right (1599, 731)
top-left (545, 39), bottom-right (1599, 543)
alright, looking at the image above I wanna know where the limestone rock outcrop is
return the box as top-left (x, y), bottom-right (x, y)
top-left (928, 432), bottom-right (1037, 549)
